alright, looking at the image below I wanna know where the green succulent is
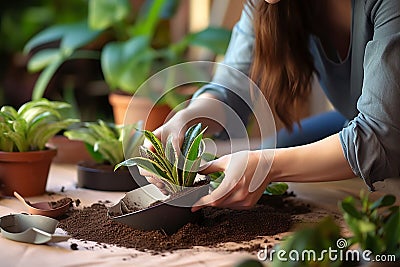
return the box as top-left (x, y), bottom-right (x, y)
top-left (64, 120), bottom-right (144, 166)
top-left (0, 98), bottom-right (78, 152)
top-left (115, 123), bottom-right (206, 193)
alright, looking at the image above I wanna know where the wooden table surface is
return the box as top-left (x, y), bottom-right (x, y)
top-left (0, 163), bottom-right (398, 267)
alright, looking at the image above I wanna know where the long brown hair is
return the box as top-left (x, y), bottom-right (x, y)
top-left (249, 0), bottom-right (315, 131)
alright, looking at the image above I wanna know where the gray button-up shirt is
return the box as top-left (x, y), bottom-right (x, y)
top-left (194, 0), bottom-right (400, 190)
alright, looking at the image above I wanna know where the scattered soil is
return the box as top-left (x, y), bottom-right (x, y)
top-left (58, 194), bottom-right (310, 253)
top-left (48, 197), bottom-right (73, 209)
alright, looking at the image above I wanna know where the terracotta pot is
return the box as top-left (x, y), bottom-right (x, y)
top-left (0, 149), bottom-right (57, 197)
top-left (108, 93), bottom-right (172, 130)
top-left (46, 136), bottom-right (92, 164)
top-left (77, 161), bottom-right (148, 191)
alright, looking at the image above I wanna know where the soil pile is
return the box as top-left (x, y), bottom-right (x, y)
top-left (58, 194), bottom-right (309, 252)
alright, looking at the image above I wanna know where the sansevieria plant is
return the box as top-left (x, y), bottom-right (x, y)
top-left (64, 120), bottom-right (144, 166)
top-left (0, 98), bottom-right (78, 152)
top-left (115, 123), bottom-right (206, 193)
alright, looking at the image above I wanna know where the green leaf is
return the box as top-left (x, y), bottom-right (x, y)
top-left (94, 140), bottom-right (123, 165)
top-left (382, 208), bottom-right (400, 253)
top-left (101, 36), bottom-right (155, 93)
top-left (4, 131), bottom-right (29, 152)
top-left (165, 134), bottom-right (179, 184)
top-left (115, 157), bottom-right (168, 179)
top-left (27, 49), bottom-right (62, 72)
top-left (185, 27), bottom-right (232, 55)
top-left (33, 119), bottom-right (78, 150)
top-left (132, 0), bottom-right (166, 37)
top-left (31, 59), bottom-right (64, 100)
top-left (89, 0), bottom-right (130, 30)
top-left (182, 157), bottom-right (202, 187)
top-left (0, 123), bottom-right (14, 152)
top-left (143, 129), bottom-right (164, 157)
top-left (139, 145), bottom-right (173, 178)
top-left (369, 195), bottom-right (396, 211)
top-left (181, 123), bottom-right (202, 157)
top-left (64, 128), bottom-right (98, 147)
top-left (265, 182), bottom-right (289, 195)
top-left (60, 23), bottom-right (100, 55)
top-left (340, 198), bottom-right (362, 220)
top-left (123, 121), bottom-right (145, 158)
top-left (24, 24), bottom-right (69, 53)
top-left (182, 131), bottom-right (205, 187)
top-left (185, 128), bottom-right (205, 161)
top-left (0, 106), bottom-right (18, 121)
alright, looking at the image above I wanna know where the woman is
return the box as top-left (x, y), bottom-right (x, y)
top-left (147, 0), bottom-right (400, 210)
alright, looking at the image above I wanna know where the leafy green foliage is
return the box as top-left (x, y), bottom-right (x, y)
top-left (0, 99), bottom-right (77, 152)
top-left (115, 123), bottom-right (207, 193)
top-left (264, 182), bottom-right (289, 196)
top-left (272, 192), bottom-right (399, 267)
top-left (24, 0), bottom-right (232, 102)
top-left (340, 192), bottom-right (400, 258)
top-left (271, 217), bottom-right (343, 267)
top-left (64, 120), bottom-right (144, 166)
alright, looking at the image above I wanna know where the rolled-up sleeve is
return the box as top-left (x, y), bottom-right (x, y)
top-left (340, 0), bottom-right (400, 190)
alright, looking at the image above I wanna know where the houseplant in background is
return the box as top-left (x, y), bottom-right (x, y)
top-left (0, 98), bottom-right (77, 196)
top-left (23, 0), bottom-right (232, 129)
top-left (64, 119), bottom-right (147, 191)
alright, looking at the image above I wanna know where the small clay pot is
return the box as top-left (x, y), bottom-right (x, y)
top-left (108, 93), bottom-right (172, 130)
top-left (46, 135), bottom-right (92, 164)
top-left (0, 149), bottom-right (57, 197)
top-left (108, 180), bottom-right (210, 235)
top-left (77, 162), bottom-right (148, 191)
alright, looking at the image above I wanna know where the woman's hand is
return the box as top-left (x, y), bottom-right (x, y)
top-left (192, 150), bottom-right (274, 211)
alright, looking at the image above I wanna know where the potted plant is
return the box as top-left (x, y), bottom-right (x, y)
top-left (23, 0), bottom-right (231, 129)
top-left (64, 120), bottom-right (147, 191)
top-left (109, 122), bottom-right (212, 234)
top-left (0, 98), bottom-right (77, 196)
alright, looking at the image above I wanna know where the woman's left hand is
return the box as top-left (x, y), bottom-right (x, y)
top-left (192, 150), bottom-right (274, 211)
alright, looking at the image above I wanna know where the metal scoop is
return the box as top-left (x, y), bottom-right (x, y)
top-left (0, 213), bottom-right (70, 244)
top-left (14, 192), bottom-right (72, 218)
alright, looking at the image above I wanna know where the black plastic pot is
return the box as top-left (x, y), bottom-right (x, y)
top-left (108, 180), bottom-right (210, 235)
top-left (77, 162), bottom-right (148, 192)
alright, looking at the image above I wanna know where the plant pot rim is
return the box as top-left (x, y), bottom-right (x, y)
top-left (107, 179), bottom-right (210, 234)
top-left (76, 161), bottom-right (146, 192)
top-left (0, 148), bottom-right (57, 162)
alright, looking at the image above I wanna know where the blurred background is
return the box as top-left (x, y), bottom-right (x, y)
top-left (0, 0), bottom-right (243, 122)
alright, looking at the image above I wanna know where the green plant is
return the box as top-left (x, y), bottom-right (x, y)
top-left (115, 123), bottom-right (207, 193)
top-left (0, 98), bottom-right (78, 152)
top-left (271, 192), bottom-right (400, 267)
top-left (64, 120), bottom-right (144, 166)
top-left (270, 217), bottom-right (343, 267)
top-left (24, 0), bottom-right (232, 107)
top-left (340, 192), bottom-right (400, 258)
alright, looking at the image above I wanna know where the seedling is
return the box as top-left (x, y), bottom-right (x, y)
top-left (116, 123), bottom-right (207, 193)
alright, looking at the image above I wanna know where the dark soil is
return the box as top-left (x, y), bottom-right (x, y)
top-left (58, 194), bottom-right (310, 253)
top-left (48, 197), bottom-right (73, 209)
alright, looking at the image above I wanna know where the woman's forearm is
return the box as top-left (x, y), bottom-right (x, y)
top-left (268, 133), bottom-right (355, 183)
